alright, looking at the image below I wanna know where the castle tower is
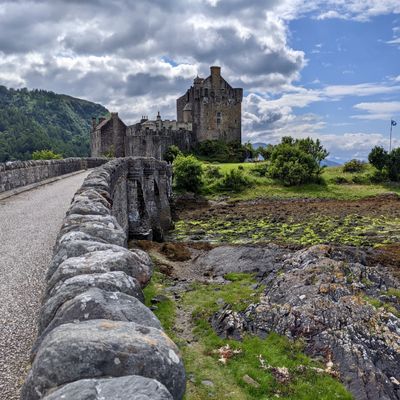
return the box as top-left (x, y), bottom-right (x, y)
top-left (176, 66), bottom-right (242, 143)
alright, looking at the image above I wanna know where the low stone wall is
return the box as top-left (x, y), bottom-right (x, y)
top-left (0, 157), bottom-right (108, 193)
top-left (21, 158), bottom-right (185, 400)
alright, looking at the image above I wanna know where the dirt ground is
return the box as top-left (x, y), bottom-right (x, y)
top-left (175, 192), bottom-right (400, 223)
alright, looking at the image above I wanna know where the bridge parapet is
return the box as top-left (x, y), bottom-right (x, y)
top-left (21, 157), bottom-right (185, 400)
top-left (0, 157), bottom-right (108, 194)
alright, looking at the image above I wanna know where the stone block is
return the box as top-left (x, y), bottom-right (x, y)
top-left (22, 320), bottom-right (185, 400)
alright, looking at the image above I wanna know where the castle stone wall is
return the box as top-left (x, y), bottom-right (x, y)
top-left (21, 158), bottom-right (184, 400)
top-left (0, 158), bottom-right (108, 194)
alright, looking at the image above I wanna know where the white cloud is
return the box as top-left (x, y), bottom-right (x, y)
top-left (353, 101), bottom-right (400, 120)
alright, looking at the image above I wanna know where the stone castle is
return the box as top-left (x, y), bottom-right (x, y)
top-left (91, 66), bottom-right (243, 159)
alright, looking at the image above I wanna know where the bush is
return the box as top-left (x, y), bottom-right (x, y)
top-left (332, 176), bottom-right (350, 185)
top-left (32, 149), bottom-right (62, 160)
top-left (351, 174), bottom-right (370, 184)
top-left (193, 140), bottom-right (248, 163)
top-left (370, 170), bottom-right (389, 183)
top-left (218, 168), bottom-right (251, 192)
top-left (387, 148), bottom-right (400, 181)
top-left (368, 146), bottom-right (388, 171)
top-left (164, 145), bottom-right (182, 163)
top-left (343, 159), bottom-right (366, 173)
top-left (251, 162), bottom-right (269, 177)
top-left (173, 154), bottom-right (203, 193)
top-left (204, 165), bottom-right (222, 179)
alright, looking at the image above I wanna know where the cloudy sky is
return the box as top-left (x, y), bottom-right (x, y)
top-left (0, 0), bottom-right (399, 161)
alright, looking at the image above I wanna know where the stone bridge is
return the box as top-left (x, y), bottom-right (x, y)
top-left (0, 157), bottom-right (183, 400)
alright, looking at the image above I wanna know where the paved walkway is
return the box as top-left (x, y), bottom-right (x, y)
top-left (0, 171), bottom-right (90, 400)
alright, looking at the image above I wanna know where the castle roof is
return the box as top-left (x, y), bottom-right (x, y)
top-left (96, 117), bottom-right (111, 130)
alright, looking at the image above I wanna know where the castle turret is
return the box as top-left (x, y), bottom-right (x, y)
top-left (210, 66), bottom-right (221, 90)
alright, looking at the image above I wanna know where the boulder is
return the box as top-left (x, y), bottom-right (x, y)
top-left (58, 214), bottom-right (126, 248)
top-left (42, 376), bottom-right (173, 400)
top-left (39, 272), bottom-right (143, 333)
top-left (47, 240), bottom-right (132, 280)
top-left (22, 321), bottom-right (185, 400)
top-left (194, 244), bottom-right (287, 277)
top-left (212, 245), bottom-right (400, 400)
top-left (32, 288), bottom-right (162, 359)
top-left (47, 248), bottom-right (152, 291)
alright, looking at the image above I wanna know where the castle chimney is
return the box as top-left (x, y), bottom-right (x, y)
top-left (111, 112), bottom-right (118, 119)
top-left (210, 66), bottom-right (221, 90)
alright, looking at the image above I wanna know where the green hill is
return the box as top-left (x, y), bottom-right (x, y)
top-left (0, 86), bottom-right (109, 162)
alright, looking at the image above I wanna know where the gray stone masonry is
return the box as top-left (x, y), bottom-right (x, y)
top-left (0, 157), bottom-right (107, 194)
top-left (21, 157), bottom-right (185, 400)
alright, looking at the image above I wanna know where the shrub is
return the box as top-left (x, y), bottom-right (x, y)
top-left (251, 162), bottom-right (269, 177)
top-left (238, 165), bottom-right (244, 170)
top-left (370, 169), bottom-right (389, 183)
top-left (368, 146), bottom-right (388, 171)
top-left (269, 144), bottom-right (321, 186)
top-left (257, 145), bottom-right (273, 161)
top-left (164, 145), bottom-right (182, 163)
top-left (351, 174), bottom-right (370, 184)
top-left (173, 154), bottom-right (203, 193)
top-left (343, 159), bottom-right (366, 173)
top-left (102, 145), bottom-right (115, 158)
top-left (218, 168), bottom-right (251, 192)
top-left (204, 165), bottom-right (222, 179)
top-left (387, 148), bottom-right (400, 181)
top-left (332, 176), bottom-right (350, 185)
top-left (193, 140), bottom-right (248, 163)
top-left (32, 149), bottom-right (62, 160)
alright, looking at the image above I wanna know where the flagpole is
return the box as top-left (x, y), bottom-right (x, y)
top-left (390, 119), bottom-right (393, 152)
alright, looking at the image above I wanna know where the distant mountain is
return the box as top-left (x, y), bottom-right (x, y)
top-left (0, 86), bottom-right (108, 162)
top-left (251, 142), bottom-right (268, 149)
top-left (321, 159), bottom-right (342, 167)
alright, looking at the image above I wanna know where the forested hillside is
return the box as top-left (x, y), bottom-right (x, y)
top-left (0, 86), bottom-right (108, 161)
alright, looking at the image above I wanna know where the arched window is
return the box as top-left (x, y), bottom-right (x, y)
top-left (216, 112), bottom-right (222, 125)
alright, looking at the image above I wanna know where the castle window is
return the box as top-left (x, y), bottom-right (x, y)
top-left (204, 88), bottom-right (208, 97)
top-left (187, 92), bottom-right (190, 102)
top-left (216, 112), bottom-right (222, 125)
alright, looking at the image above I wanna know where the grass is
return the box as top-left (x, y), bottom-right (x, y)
top-left (201, 162), bottom-right (400, 201)
top-left (170, 214), bottom-right (400, 247)
top-left (144, 270), bottom-right (353, 400)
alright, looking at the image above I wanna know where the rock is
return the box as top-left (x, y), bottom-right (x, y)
top-left (32, 288), bottom-right (162, 359)
top-left (242, 374), bottom-right (260, 388)
top-left (47, 248), bottom-right (153, 291)
top-left (58, 214), bottom-right (126, 248)
top-left (201, 380), bottom-right (214, 387)
top-left (194, 244), bottom-right (287, 277)
top-left (39, 271), bottom-right (144, 333)
top-left (212, 245), bottom-right (400, 400)
top-left (42, 376), bottom-right (173, 400)
top-left (22, 320), bottom-right (185, 400)
top-left (47, 240), bottom-right (133, 280)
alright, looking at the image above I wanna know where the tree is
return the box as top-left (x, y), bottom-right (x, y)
top-left (268, 137), bottom-right (328, 186)
top-left (368, 146), bottom-right (388, 172)
top-left (343, 159), bottom-right (366, 173)
top-left (173, 154), bottom-right (203, 193)
top-left (32, 149), bottom-right (63, 160)
top-left (257, 145), bottom-right (273, 161)
top-left (164, 145), bottom-right (182, 163)
top-left (386, 148), bottom-right (400, 182)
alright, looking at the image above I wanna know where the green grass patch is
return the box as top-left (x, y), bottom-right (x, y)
top-left (200, 162), bottom-right (400, 201)
top-left (143, 271), bottom-right (176, 336)
top-left (169, 214), bottom-right (400, 247)
top-left (147, 270), bottom-right (353, 399)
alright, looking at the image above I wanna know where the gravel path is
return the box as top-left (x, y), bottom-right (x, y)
top-left (0, 171), bottom-right (90, 400)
